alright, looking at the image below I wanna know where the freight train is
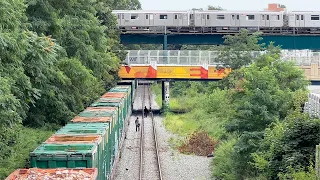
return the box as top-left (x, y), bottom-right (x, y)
top-left (112, 10), bottom-right (320, 34)
top-left (6, 80), bottom-right (138, 180)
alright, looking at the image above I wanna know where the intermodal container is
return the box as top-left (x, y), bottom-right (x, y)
top-left (5, 168), bottom-right (98, 180)
top-left (90, 98), bottom-right (125, 141)
top-left (55, 123), bottom-right (111, 178)
top-left (44, 135), bottom-right (104, 180)
top-left (110, 86), bottom-right (132, 115)
top-left (30, 143), bottom-right (99, 170)
top-left (84, 107), bottom-right (120, 154)
top-left (70, 112), bottom-right (118, 175)
top-left (99, 93), bottom-right (127, 128)
top-left (118, 80), bottom-right (136, 99)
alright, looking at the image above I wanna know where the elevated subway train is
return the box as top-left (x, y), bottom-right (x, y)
top-left (112, 10), bottom-right (320, 34)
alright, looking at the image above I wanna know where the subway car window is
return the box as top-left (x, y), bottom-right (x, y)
top-left (160, 14), bottom-right (168, 19)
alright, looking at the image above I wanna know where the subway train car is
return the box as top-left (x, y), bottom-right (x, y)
top-left (112, 10), bottom-right (320, 34)
top-left (193, 11), bottom-right (284, 32)
top-left (112, 10), bottom-right (190, 31)
top-left (287, 11), bottom-right (320, 32)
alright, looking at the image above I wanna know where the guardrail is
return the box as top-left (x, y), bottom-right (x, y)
top-left (123, 50), bottom-right (320, 66)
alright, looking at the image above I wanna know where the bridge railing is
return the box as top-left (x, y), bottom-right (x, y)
top-left (124, 50), bottom-right (320, 66)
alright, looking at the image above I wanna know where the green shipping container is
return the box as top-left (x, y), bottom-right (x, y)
top-left (55, 124), bottom-right (111, 179)
top-left (91, 98), bottom-right (125, 142)
top-left (55, 123), bottom-right (111, 180)
top-left (72, 110), bottom-right (118, 172)
top-left (43, 135), bottom-right (105, 180)
top-left (30, 144), bottom-right (100, 176)
top-left (110, 86), bottom-right (131, 116)
top-left (80, 109), bottom-right (120, 162)
top-left (118, 80), bottom-right (136, 100)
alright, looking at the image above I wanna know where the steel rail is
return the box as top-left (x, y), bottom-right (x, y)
top-left (139, 83), bottom-right (145, 180)
top-left (148, 85), bottom-right (163, 180)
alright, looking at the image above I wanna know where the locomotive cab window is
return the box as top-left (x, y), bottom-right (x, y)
top-left (311, 15), bottom-right (319, 20)
top-left (131, 14), bottom-right (138, 19)
top-left (217, 15), bottom-right (224, 20)
top-left (246, 15), bottom-right (254, 20)
top-left (160, 14), bottom-right (167, 19)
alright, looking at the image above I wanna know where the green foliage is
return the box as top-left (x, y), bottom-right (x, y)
top-left (252, 113), bottom-right (320, 179)
top-left (278, 165), bottom-right (317, 180)
top-left (157, 31), bottom-right (315, 180)
top-left (212, 138), bottom-right (238, 180)
top-left (218, 29), bottom-right (263, 69)
top-left (26, 0), bottom-right (121, 89)
top-left (0, 0), bottom-right (130, 176)
top-left (0, 127), bottom-right (53, 179)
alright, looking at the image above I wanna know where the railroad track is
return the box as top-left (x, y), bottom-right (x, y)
top-left (139, 82), bottom-right (163, 180)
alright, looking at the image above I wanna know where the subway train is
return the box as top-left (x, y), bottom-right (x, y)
top-left (112, 10), bottom-right (320, 34)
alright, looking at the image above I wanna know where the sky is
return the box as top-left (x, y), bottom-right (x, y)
top-left (138, 0), bottom-right (320, 11)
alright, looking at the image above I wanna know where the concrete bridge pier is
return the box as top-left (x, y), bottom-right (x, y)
top-left (162, 81), bottom-right (170, 109)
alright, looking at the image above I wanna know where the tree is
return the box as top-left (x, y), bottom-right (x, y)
top-left (218, 29), bottom-right (263, 69)
top-left (207, 5), bottom-right (223, 10)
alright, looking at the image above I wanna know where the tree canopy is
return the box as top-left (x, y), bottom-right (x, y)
top-left (0, 0), bottom-right (136, 177)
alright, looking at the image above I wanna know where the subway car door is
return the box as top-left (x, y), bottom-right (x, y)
top-left (295, 14), bottom-right (305, 27)
top-left (205, 14), bottom-right (210, 26)
top-left (173, 14), bottom-right (180, 26)
top-left (230, 14), bottom-right (240, 27)
top-left (265, 14), bottom-right (270, 27)
top-left (260, 14), bottom-right (266, 27)
top-left (145, 14), bottom-right (154, 26)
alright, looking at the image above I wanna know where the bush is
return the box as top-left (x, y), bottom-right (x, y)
top-left (212, 138), bottom-right (238, 180)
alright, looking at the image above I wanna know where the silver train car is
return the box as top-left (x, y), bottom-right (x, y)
top-left (112, 10), bottom-right (190, 32)
top-left (112, 10), bottom-right (320, 34)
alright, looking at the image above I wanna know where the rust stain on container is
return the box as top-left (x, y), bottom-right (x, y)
top-left (6, 168), bottom-right (98, 180)
top-left (45, 135), bottom-right (102, 144)
top-left (97, 98), bottom-right (123, 102)
top-left (86, 107), bottom-right (118, 111)
top-left (71, 116), bottom-right (112, 123)
top-left (101, 92), bottom-right (126, 98)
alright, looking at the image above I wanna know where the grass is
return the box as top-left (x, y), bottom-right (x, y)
top-left (0, 127), bottom-right (53, 179)
top-left (151, 83), bottom-right (162, 108)
top-left (151, 83), bottom-right (191, 112)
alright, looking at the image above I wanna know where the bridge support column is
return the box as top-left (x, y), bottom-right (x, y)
top-left (163, 34), bottom-right (168, 50)
top-left (163, 34), bottom-right (168, 64)
top-left (162, 81), bottom-right (170, 109)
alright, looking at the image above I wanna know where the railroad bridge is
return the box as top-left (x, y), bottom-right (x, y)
top-left (118, 50), bottom-right (320, 110)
